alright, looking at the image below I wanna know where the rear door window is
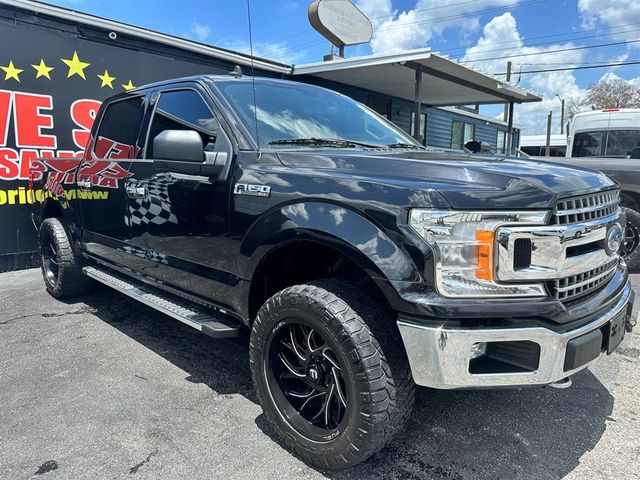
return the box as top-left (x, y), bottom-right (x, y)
top-left (94, 96), bottom-right (145, 159)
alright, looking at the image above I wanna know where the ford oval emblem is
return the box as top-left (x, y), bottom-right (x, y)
top-left (606, 223), bottom-right (624, 255)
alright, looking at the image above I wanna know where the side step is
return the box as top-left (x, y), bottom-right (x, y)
top-left (83, 266), bottom-right (240, 338)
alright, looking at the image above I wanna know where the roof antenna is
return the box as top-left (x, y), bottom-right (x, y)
top-left (246, 0), bottom-right (260, 152)
top-left (230, 65), bottom-right (243, 78)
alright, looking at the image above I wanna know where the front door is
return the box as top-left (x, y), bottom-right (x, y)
top-left (76, 94), bottom-right (146, 266)
top-left (126, 85), bottom-right (236, 308)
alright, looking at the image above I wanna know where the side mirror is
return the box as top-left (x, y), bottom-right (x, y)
top-left (153, 130), bottom-right (204, 163)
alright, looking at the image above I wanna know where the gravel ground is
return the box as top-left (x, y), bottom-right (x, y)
top-left (0, 268), bottom-right (638, 480)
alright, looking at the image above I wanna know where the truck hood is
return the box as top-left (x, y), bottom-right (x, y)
top-left (276, 150), bottom-right (617, 209)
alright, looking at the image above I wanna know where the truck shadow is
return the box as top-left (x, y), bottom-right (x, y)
top-left (81, 287), bottom-right (614, 480)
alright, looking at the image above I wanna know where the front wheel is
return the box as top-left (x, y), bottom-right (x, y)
top-left (249, 281), bottom-right (415, 469)
top-left (622, 207), bottom-right (640, 271)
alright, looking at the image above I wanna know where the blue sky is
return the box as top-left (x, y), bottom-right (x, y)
top-left (49, 0), bottom-right (640, 133)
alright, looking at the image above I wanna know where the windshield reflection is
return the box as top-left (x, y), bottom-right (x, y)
top-left (216, 79), bottom-right (421, 150)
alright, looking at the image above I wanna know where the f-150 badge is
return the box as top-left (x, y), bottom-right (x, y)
top-left (233, 183), bottom-right (271, 197)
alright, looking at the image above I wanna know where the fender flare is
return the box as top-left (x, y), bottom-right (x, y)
top-left (241, 201), bottom-right (423, 286)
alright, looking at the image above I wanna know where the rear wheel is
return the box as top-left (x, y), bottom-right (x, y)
top-left (250, 280), bottom-right (415, 469)
top-left (622, 207), bottom-right (640, 271)
top-left (39, 218), bottom-right (92, 298)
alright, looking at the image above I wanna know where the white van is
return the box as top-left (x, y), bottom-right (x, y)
top-left (520, 134), bottom-right (567, 157)
top-left (568, 109), bottom-right (640, 158)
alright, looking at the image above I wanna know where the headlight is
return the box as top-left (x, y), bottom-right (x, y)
top-left (408, 209), bottom-right (548, 298)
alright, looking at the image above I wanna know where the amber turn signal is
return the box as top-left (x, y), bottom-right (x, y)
top-left (476, 229), bottom-right (495, 281)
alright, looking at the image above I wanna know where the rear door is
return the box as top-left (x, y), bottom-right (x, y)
top-left (125, 84), bottom-right (236, 305)
top-left (76, 94), bottom-right (146, 264)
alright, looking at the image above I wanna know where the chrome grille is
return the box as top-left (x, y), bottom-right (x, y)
top-left (549, 259), bottom-right (618, 302)
top-left (551, 189), bottom-right (620, 225)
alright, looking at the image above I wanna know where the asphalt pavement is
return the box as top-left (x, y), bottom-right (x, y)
top-left (0, 268), bottom-right (638, 480)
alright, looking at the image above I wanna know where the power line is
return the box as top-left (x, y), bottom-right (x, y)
top-left (372, 0), bottom-right (550, 33)
top-left (439, 24), bottom-right (640, 58)
top-left (271, 0), bottom-right (549, 57)
top-left (463, 38), bottom-right (640, 64)
top-left (495, 59), bottom-right (640, 75)
top-left (271, 0), bottom-right (486, 44)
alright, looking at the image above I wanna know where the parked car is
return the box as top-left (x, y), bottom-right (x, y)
top-left (562, 109), bottom-right (640, 269)
top-left (30, 75), bottom-right (635, 469)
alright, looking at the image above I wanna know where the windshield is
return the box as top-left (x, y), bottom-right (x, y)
top-left (572, 129), bottom-right (640, 158)
top-left (215, 80), bottom-right (422, 149)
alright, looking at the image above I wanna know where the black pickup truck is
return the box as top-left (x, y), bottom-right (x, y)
top-left (31, 75), bottom-right (635, 469)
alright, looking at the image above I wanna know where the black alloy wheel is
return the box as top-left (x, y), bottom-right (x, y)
top-left (621, 207), bottom-right (640, 271)
top-left (623, 220), bottom-right (639, 256)
top-left (41, 234), bottom-right (60, 286)
top-left (250, 281), bottom-right (415, 469)
top-left (39, 217), bottom-right (92, 298)
top-left (266, 321), bottom-right (349, 439)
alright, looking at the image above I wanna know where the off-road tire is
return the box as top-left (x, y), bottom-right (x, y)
top-left (622, 207), bottom-right (640, 271)
top-left (250, 280), bottom-right (415, 469)
top-left (39, 218), bottom-right (92, 298)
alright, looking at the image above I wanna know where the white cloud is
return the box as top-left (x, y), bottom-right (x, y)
top-left (216, 39), bottom-right (307, 65)
top-left (284, 1), bottom-right (299, 9)
top-left (578, 0), bottom-right (640, 43)
top-left (190, 22), bottom-right (212, 41)
top-left (356, 0), bottom-right (517, 54)
top-left (462, 13), bottom-right (587, 134)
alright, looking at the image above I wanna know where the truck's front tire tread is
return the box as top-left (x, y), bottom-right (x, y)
top-left (250, 280), bottom-right (415, 469)
top-left (39, 218), bottom-right (92, 298)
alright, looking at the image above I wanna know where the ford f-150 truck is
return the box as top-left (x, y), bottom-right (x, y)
top-left (31, 74), bottom-right (635, 469)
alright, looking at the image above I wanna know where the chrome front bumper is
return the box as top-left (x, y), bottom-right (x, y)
top-left (397, 283), bottom-right (633, 389)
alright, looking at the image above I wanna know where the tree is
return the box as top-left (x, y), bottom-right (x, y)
top-left (581, 77), bottom-right (640, 111)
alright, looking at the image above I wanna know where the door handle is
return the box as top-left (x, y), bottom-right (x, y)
top-left (77, 179), bottom-right (92, 189)
top-left (126, 183), bottom-right (148, 199)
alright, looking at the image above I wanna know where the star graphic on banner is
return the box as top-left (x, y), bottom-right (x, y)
top-left (1, 61), bottom-right (23, 82)
top-left (97, 69), bottom-right (116, 88)
top-left (61, 51), bottom-right (90, 79)
top-left (32, 59), bottom-right (54, 79)
top-left (121, 79), bottom-right (136, 91)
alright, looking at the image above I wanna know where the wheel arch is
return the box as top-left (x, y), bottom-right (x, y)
top-left (242, 201), bottom-right (422, 321)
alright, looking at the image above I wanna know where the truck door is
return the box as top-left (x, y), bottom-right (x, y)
top-left (76, 94), bottom-right (146, 266)
top-left (126, 85), bottom-right (235, 305)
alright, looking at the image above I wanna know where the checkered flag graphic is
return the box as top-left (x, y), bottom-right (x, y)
top-left (125, 173), bottom-right (178, 227)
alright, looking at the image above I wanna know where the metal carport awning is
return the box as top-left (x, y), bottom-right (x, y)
top-left (292, 48), bottom-right (542, 152)
top-left (292, 48), bottom-right (540, 106)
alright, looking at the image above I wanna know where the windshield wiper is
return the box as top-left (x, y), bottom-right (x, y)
top-left (268, 137), bottom-right (381, 148)
top-left (385, 142), bottom-right (425, 150)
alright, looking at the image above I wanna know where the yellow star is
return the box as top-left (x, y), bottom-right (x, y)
top-left (97, 69), bottom-right (116, 89)
top-left (31, 59), bottom-right (54, 79)
top-left (121, 79), bottom-right (136, 91)
top-left (1, 61), bottom-right (23, 82)
top-left (61, 51), bottom-right (90, 79)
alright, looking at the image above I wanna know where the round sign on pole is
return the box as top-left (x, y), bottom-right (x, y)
top-left (308, 0), bottom-right (373, 48)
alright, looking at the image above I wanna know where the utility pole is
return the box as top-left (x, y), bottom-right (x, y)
top-left (556, 95), bottom-right (565, 135)
top-left (503, 61), bottom-right (512, 122)
top-left (545, 110), bottom-right (553, 157)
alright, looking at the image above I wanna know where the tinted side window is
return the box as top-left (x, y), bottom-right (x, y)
top-left (94, 96), bottom-right (144, 159)
top-left (572, 131), bottom-right (605, 157)
top-left (605, 130), bottom-right (640, 158)
top-left (147, 89), bottom-right (219, 158)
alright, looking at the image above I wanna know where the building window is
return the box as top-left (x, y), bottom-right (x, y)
top-left (452, 121), bottom-right (475, 150)
top-left (496, 130), bottom-right (506, 154)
